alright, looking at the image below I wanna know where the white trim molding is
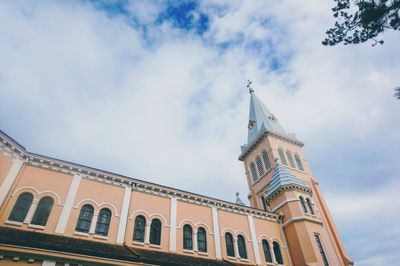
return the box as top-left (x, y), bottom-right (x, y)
top-left (169, 197), bottom-right (177, 252)
top-left (247, 214), bottom-right (261, 265)
top-left (211, 206), bottom-right (222, 259)
top-left (55, 174), bottom-right (82, 233)
top-left (0, 158), bottom-right (23, 208)
top-left (116, 186), bottom-right (132, 244)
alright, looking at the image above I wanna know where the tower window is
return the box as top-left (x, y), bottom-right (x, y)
top-left (307, 198), bottom-right (315, 215)
top-left (256, 156), bottom-right (265, 177)
top-left (286, 150), bottom-right (296, 168)
top-left (31, 196), bottom-right (54, 226)
top-left (315, 234), bottom-right (329, 266)
top-left (197, 227), bottom-right (207, 252)
top-left (262, 150), bottom-right (271, 171)
top-left (278, 148), bottom-right (287, 165)
top-left (133, 215), bottom-right (146, 242)
top-left (262, 239), bottom-right (273, 263)
top-left (273, 241), bottom-right (284, 264)
top-left (183, 224), bottom-right (193, 250)
top-left (294, 153), bottom-right (304, 171)
top-left (299, 196), bottom-right (308, 213)
top-left (75, 204), bottom-right (94, 233)
top-left (8, 192), bottom-right (33, 223)
top-left (237, 234), bottom-right (247, 259)
top-left (225, 232), bottom-right (235, 257)
top-left (95, 208), bottom-right (111, 236)
top-left (150, 218), bottom-right (162, 245)
top-left (250, 162), bottom-right (258, 182)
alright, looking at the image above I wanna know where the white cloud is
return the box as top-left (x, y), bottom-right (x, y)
top-left (0, 1), bottom-right (399, 264)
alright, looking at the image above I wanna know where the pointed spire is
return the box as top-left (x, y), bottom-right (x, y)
top-left (246, 82), bottom-right (287, 144)
top-left (265, 159), bottom-right (311, 200)
top-left (235, 192), bottom-right (246, 206)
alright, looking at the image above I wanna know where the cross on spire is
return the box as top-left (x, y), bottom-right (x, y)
top-left (247, 80), bottom-right (254, 94)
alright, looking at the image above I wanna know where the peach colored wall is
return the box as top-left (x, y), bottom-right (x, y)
top-left (218, 209), bottom-right (255, 264)
top-left (176, 200), bottom-right (215, 257)
top-left (253, 217), bottom-right (291, 266)
top-left (64, 178), bottom-right (125, 244)
top-left (0, 259), bottom-right (42, 265)
top-left (126, 190), bottom-right (170, 252)
top-left (0, 165), bottom-right (73, 234)
top-left (0, 151), bottom-right (13, 185)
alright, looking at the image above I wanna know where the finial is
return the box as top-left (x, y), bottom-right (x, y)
top-left (247, 80), bottom-right (254, 94)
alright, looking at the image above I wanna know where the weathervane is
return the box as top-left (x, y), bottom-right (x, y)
top-left (247, 80), bottom-right (254, 94)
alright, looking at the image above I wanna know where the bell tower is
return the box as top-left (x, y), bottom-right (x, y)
top-left (239, 82), bottom-right (353, 266)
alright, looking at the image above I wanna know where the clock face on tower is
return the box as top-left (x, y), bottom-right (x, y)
top-left (248, 120), bottom-right (256, 129)
top-left (268, 114), bottom-right (278, 122)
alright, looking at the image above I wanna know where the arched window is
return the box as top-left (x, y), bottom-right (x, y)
top-left (250, 162), bottom-right (258, 182)
top-left (299, 196), bottom-right (308, 213)
top-left (273, 241), bottom-right (284, 264)
top-left (95, 208), bottom-right (111, 236)
top-left (31, 197), bottom-right (54, 226)
top-left (294, 153), bottom-right (304, 171)
top-left (262, 239), bottom-right (273, 263)
top-left (183, 224), bottom-right (193, 250)
top-left (278, 148), bottom-right (287, 165)
top-left (286, 150), bottom-right (296, 168)
top-left (75, 204), bottom-right (94, 233)
top-left (307, 198), bottom-right (315, 215)
top-left (225, 232), bottom-right (235, 257)
top-left (256, 156), bottom-right (265, 177)
top-left (262, 150), bottom-right (271, 171)
top-left (8, 192), bottom-right (33, 222)
top-left (133, 215), bottom-right (146, 242)
top-left (237, 234), bottom-right (247, 259)
top-left (150, 218), bottom-right (161, 245)
top-left (197, 227), bottom-right (207, 252)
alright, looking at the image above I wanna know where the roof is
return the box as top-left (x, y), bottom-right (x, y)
top-left (265, 162), bottom-right (311, 200)
top-left (0, 227), bottom-right (246, 266)
top-left (246, 91), bottom-right (287, 145)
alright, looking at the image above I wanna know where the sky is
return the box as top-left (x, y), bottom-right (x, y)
top-left (0, 1), bottom-right (399, 265)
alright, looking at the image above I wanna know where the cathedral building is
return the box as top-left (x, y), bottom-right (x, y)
top-left (0, 87), bottom-right (353, 265)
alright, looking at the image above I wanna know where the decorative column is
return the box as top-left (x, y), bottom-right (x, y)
top-left (193, 229), bottom-right (198, 251)
top-left (145, 221), bottom-right (151, 244)
top-left (24, 198), bottom-right (39, 224)
top-left (89, 210), bottom-right (99, 234)
top-left (55, 174), bottom-right (82, 233)
top-left (247, 214), bottom-right (261, 265)
top-left (211, 206), bottom-right (222, 259)
top-left (169, 197), bottom-right (177, 252)
top-left (116, 185), bottom-right (132, 244)
top-left (0, 158), bottom-right (23, 208)
top-left (234, 238), bottom-right (240, 259)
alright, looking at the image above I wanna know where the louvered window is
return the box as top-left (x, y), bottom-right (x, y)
top-left (256, 156), bottom-right (264, 177)
top-left (262, 150), bottom-right (271, 171)
top-left (307, 198), bottom-right (315, 215)
top-left (299, 196), bottom-right (308, 213)
top-left (250, 162), bottom-right (258, 182)
top-left (294, 153), bottom-right (304, 171)
top-left (278, 148), bottom-right (287, 165)
top-left (315, 234), bottom-right (329, 266)
top-left (286, 150), bottom-right (296, 168)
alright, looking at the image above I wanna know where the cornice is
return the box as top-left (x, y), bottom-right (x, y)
top-left (265, 183), bottom-right (312, 203)
top-left (0, 130), bottom-right (280, 223)
top-left (238, 129), bottom-right (304, 161)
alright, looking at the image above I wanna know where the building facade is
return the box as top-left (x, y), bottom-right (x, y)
top-left (0, 89), bottom-right (352, 265)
